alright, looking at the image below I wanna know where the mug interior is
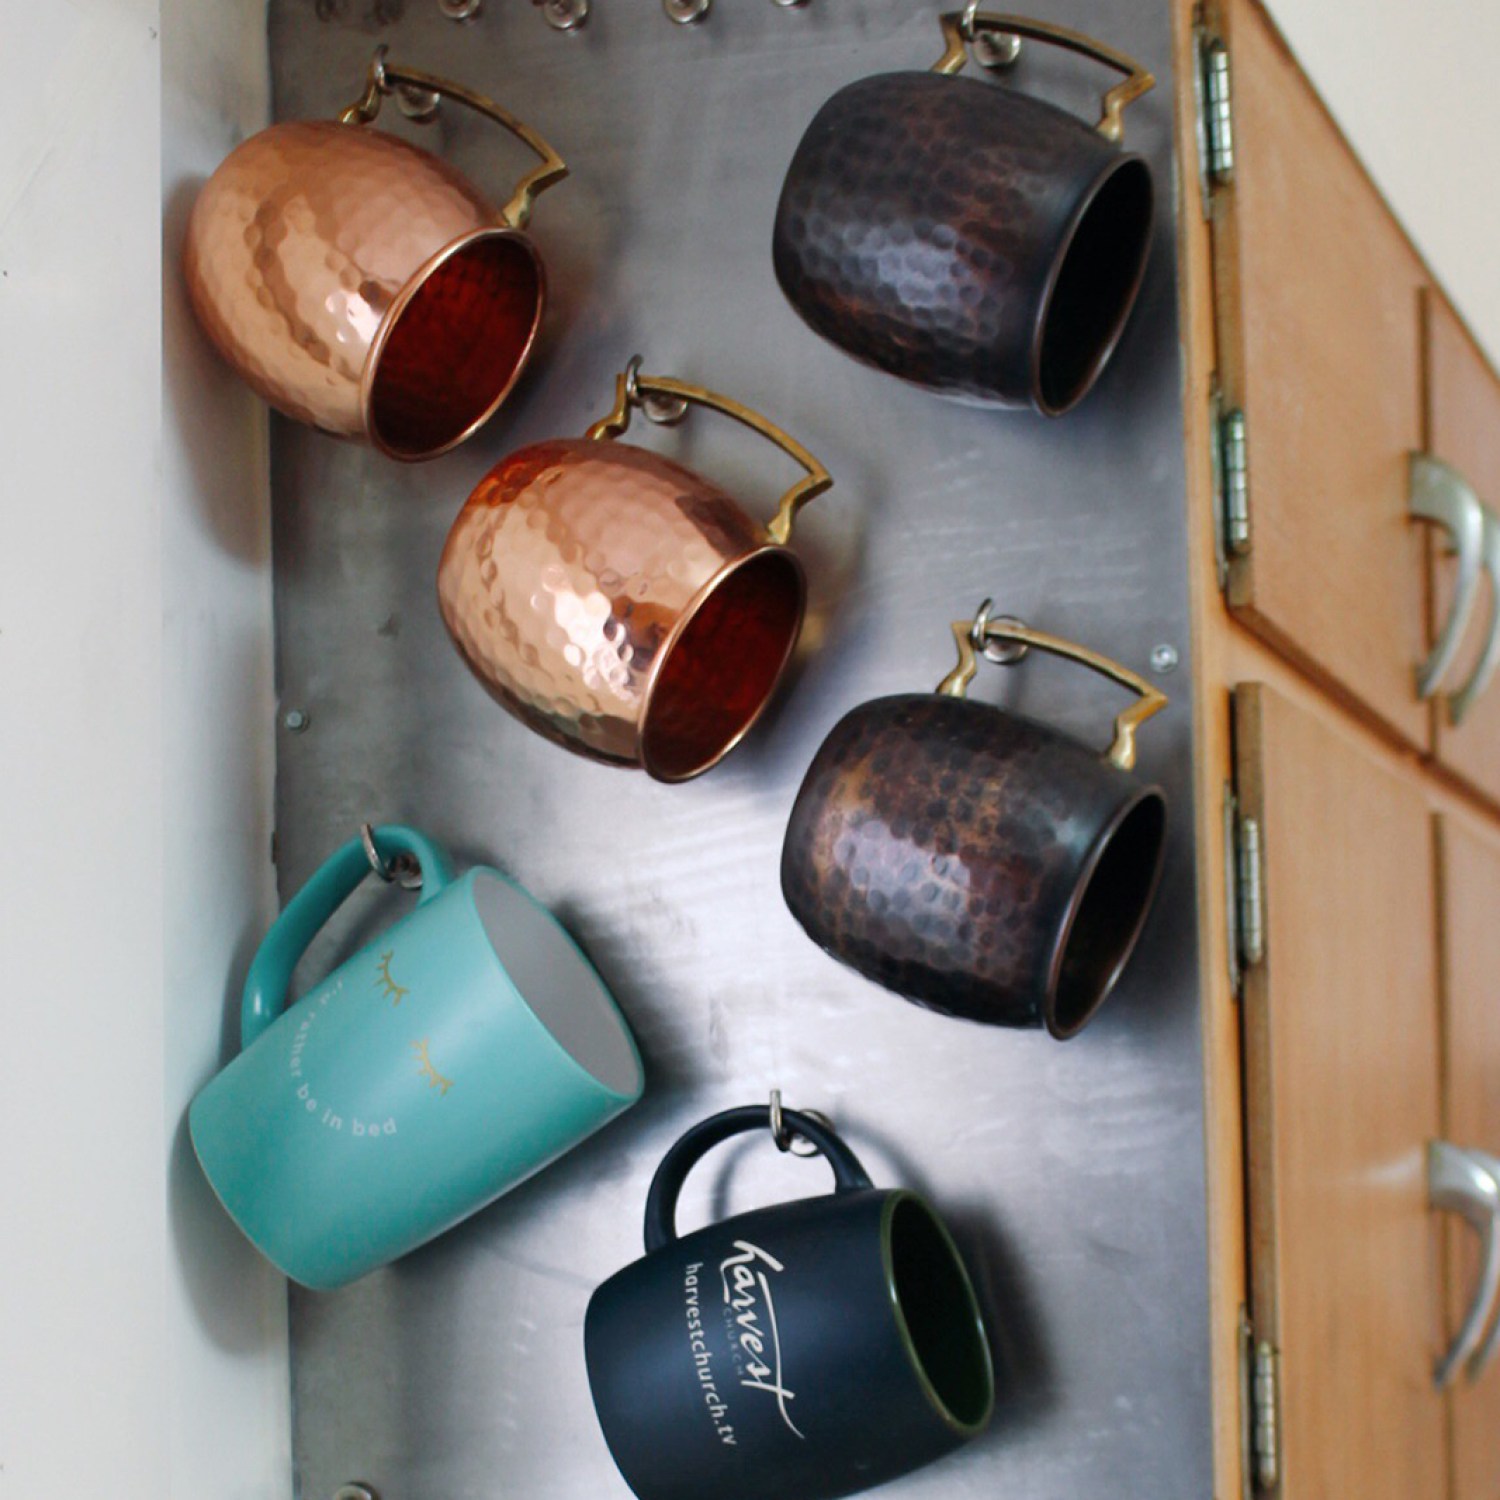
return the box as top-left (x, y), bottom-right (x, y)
top-left (887, 1195), bottom-right (994, 1433)
top-left (1035, 156), bottom-right (1153, 416)
top-left (367, 230), bottom-right (543, 461)
top-left (1048, 787), bottom-right (1167, 1038)
top-left (642, 549), bottom-right (805, 782)
top-left (472, 869), bottom-right (642, 1098)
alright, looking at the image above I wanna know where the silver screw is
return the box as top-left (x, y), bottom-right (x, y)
top-left (282, 707), bottom-right (311, 733)
top-left (1149, 644), bottom-right (1179, 675)
top-left (535, 0), bottom-right (588, 28)
top-left (663, 0), bottom-right (711, 23)
top-left (438, 0), bottom-right (482, 18)
top-left (334, 1486), bottom-right (377, 1500)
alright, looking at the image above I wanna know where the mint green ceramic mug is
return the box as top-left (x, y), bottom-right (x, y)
top-left (189, 825), bottom-right (645, 1290)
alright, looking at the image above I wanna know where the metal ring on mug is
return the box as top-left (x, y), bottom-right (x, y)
top-left (971, 598), bottom-right (1030, 666)
top-left (769, 1088), bottom-right (834, 1158)
top-left (959, 2), bottom-right (1023, 69)
top-left (360, 822), bottom-right (424, 890)
top-left (623, 353), bottom-right (690, 427)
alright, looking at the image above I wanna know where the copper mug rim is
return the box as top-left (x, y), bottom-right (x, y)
top-left (635, 540), bottom-right (809, 782)
top-left (1026, 151), bottom-right (1154, 417)
top-left (360, 224), bottom-right (546, 461)
top-left (1040, 777), bottom-right (1166, 1037)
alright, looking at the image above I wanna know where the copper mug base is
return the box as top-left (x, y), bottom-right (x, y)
top-left (438, 361), bottom-right (833, 782)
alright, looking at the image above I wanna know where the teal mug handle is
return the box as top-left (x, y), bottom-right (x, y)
top-left (240, 824), bottom-right (457, 1049)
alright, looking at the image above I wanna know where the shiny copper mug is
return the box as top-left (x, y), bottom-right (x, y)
top-left (438, 358), bottom-right (834, 781)
top-left (183, 48), bottom-right (566, 461)
top-left (781, 603), bottom-right (1168, 1038)
top-left (772, 10), bottom-right (1155, 414)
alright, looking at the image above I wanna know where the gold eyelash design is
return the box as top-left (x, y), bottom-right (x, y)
top-left (375, 950), bottom-right (409, 1007)
top-left (412, 1039), bottom-right (453, 1096)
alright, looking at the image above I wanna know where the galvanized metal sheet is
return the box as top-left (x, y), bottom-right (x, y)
top-left (266, 0), bottom-right (1211, 1494)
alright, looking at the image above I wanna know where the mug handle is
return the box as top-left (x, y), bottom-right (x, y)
top-left (932, 10), bottom-right (1155, 145)
top-left (239, 824), bottom-right (457, 1052)
top-left (644, 1104), bottom-right (874, 1253)
top-left (585, 355), bottom-right (834, 547)
top-left (936, 599), bottom-right (1168, 772)
top-left (337, 46), bottom-right (568, 230)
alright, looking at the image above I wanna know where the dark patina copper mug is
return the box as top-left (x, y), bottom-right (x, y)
top-left (438, 358), bottom-right (833, 782)
top-left (773, 9), bottom-right (1156, 415)
top-left (184, 48), bottom-right (566, 460)
top-left (781, 603), bottom-right (1168, 1037)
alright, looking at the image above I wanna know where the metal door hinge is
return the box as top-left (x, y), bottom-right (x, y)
top-left (1239, 1314), bottom-right (1281, 1493)
top-left (1195, 19), bottom-right (1235, 214)
top-left (1224, 783), bottom-right (1264, 996)
top-left (1211, 385), bottom-right (1251, 586)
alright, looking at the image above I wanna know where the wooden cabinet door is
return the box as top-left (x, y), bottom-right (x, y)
top-left (1427, 295), bottom-right (1500, 807)
top-left (1436, 810), bottom-right (1500, 1498)
top-left (1212, 0), bottom-right (1428, 745)
top-left (1234, 684), bottom-right (1445, 1498)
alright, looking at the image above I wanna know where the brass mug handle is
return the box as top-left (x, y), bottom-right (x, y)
top-left (932, 10), bottom-right (1156, 144)
top-left (338, 46), bottom-right (568, 230)
top-left (936, 601), bottom-right (1168, 771)
top-left (585, 356), bottom-right (834, 547)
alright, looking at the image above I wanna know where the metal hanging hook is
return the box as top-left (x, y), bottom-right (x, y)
top-left (769, 1089), bottom-right (834, 1158)
top-left (971, 598), bottom-right (1030, 666)
top-left (622, 354), bottom-right (690, 426)
top-left (361, 824), bottom-right (424, 890)
top-left (959, 4), bottom-right (1023, 68)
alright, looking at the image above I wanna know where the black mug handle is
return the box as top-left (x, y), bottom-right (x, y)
top-left (644, 1104), bottom-right (875, 1252)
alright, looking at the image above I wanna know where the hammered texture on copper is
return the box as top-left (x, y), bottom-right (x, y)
top-left (183, 120), bottom-right (503, 442)
top-left (437, 439), bottom-right (804, 774)
top-left (772, 72), bottom-right (1148, 410)
top-left (780, 693), bottom-right (1144, 1030)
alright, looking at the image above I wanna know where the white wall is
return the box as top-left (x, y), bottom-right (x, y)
top-left (0, 0), bottom-right (286, 1496)
top-left (1264, 0), bottom-right (1500, 366)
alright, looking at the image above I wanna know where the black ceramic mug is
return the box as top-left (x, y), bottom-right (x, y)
top-left (772, 10), bottom-right (1156, 414)
top-left (781, 603), bottom-right (1169, 1038)
top-left (584, 1104), bottom-right (995, 1500)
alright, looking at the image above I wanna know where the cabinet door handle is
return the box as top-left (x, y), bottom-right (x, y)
top-left (1429, 1141), bottom-right (1500, 1389)
top-left (1446, 509), bottom-right (1500, 728)
top-left (1410, 455), bottom-right (1486, 703)
top-left (1459, 1147), bottom-right (1500, 1380)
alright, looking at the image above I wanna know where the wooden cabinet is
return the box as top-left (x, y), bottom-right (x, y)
top-left (1232, 684), bottom-right (1446, 1498)
top-left (1181, 1), bottom-right (1500, 1494)
top-left (1436, 811), bottom-right (1500, 1497)
top-left (1426, 295), bottom-right (1500, 807)
top-left (1207, 0), bottom-right (1429, 746)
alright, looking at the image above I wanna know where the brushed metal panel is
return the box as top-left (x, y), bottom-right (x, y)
top-left (265, 1), bottom-right (1210, 1495)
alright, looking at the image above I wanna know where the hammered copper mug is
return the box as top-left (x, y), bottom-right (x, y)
top-left (438, 358), bottom-right (833, 782)
top-left (184, 47), bottom-right (566, 461)
top-left (781, 604), bottom-right (1168, 1037)
top-left (772, 10), bottom-right (1156, 414)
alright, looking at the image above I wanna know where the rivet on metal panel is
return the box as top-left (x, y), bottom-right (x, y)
top-left (282, 707), bottom-right (311, 734)
top-left (536, 0), bottom-right (589, 29)
top-left (334, 1486), bottom-right (377, 1500)
top-left (664, 0), bottom-right (711, 23)
top-left (1150, 643), bottom-right (1179, 674)
top-left (438, 0), bottom-right (482, 19)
